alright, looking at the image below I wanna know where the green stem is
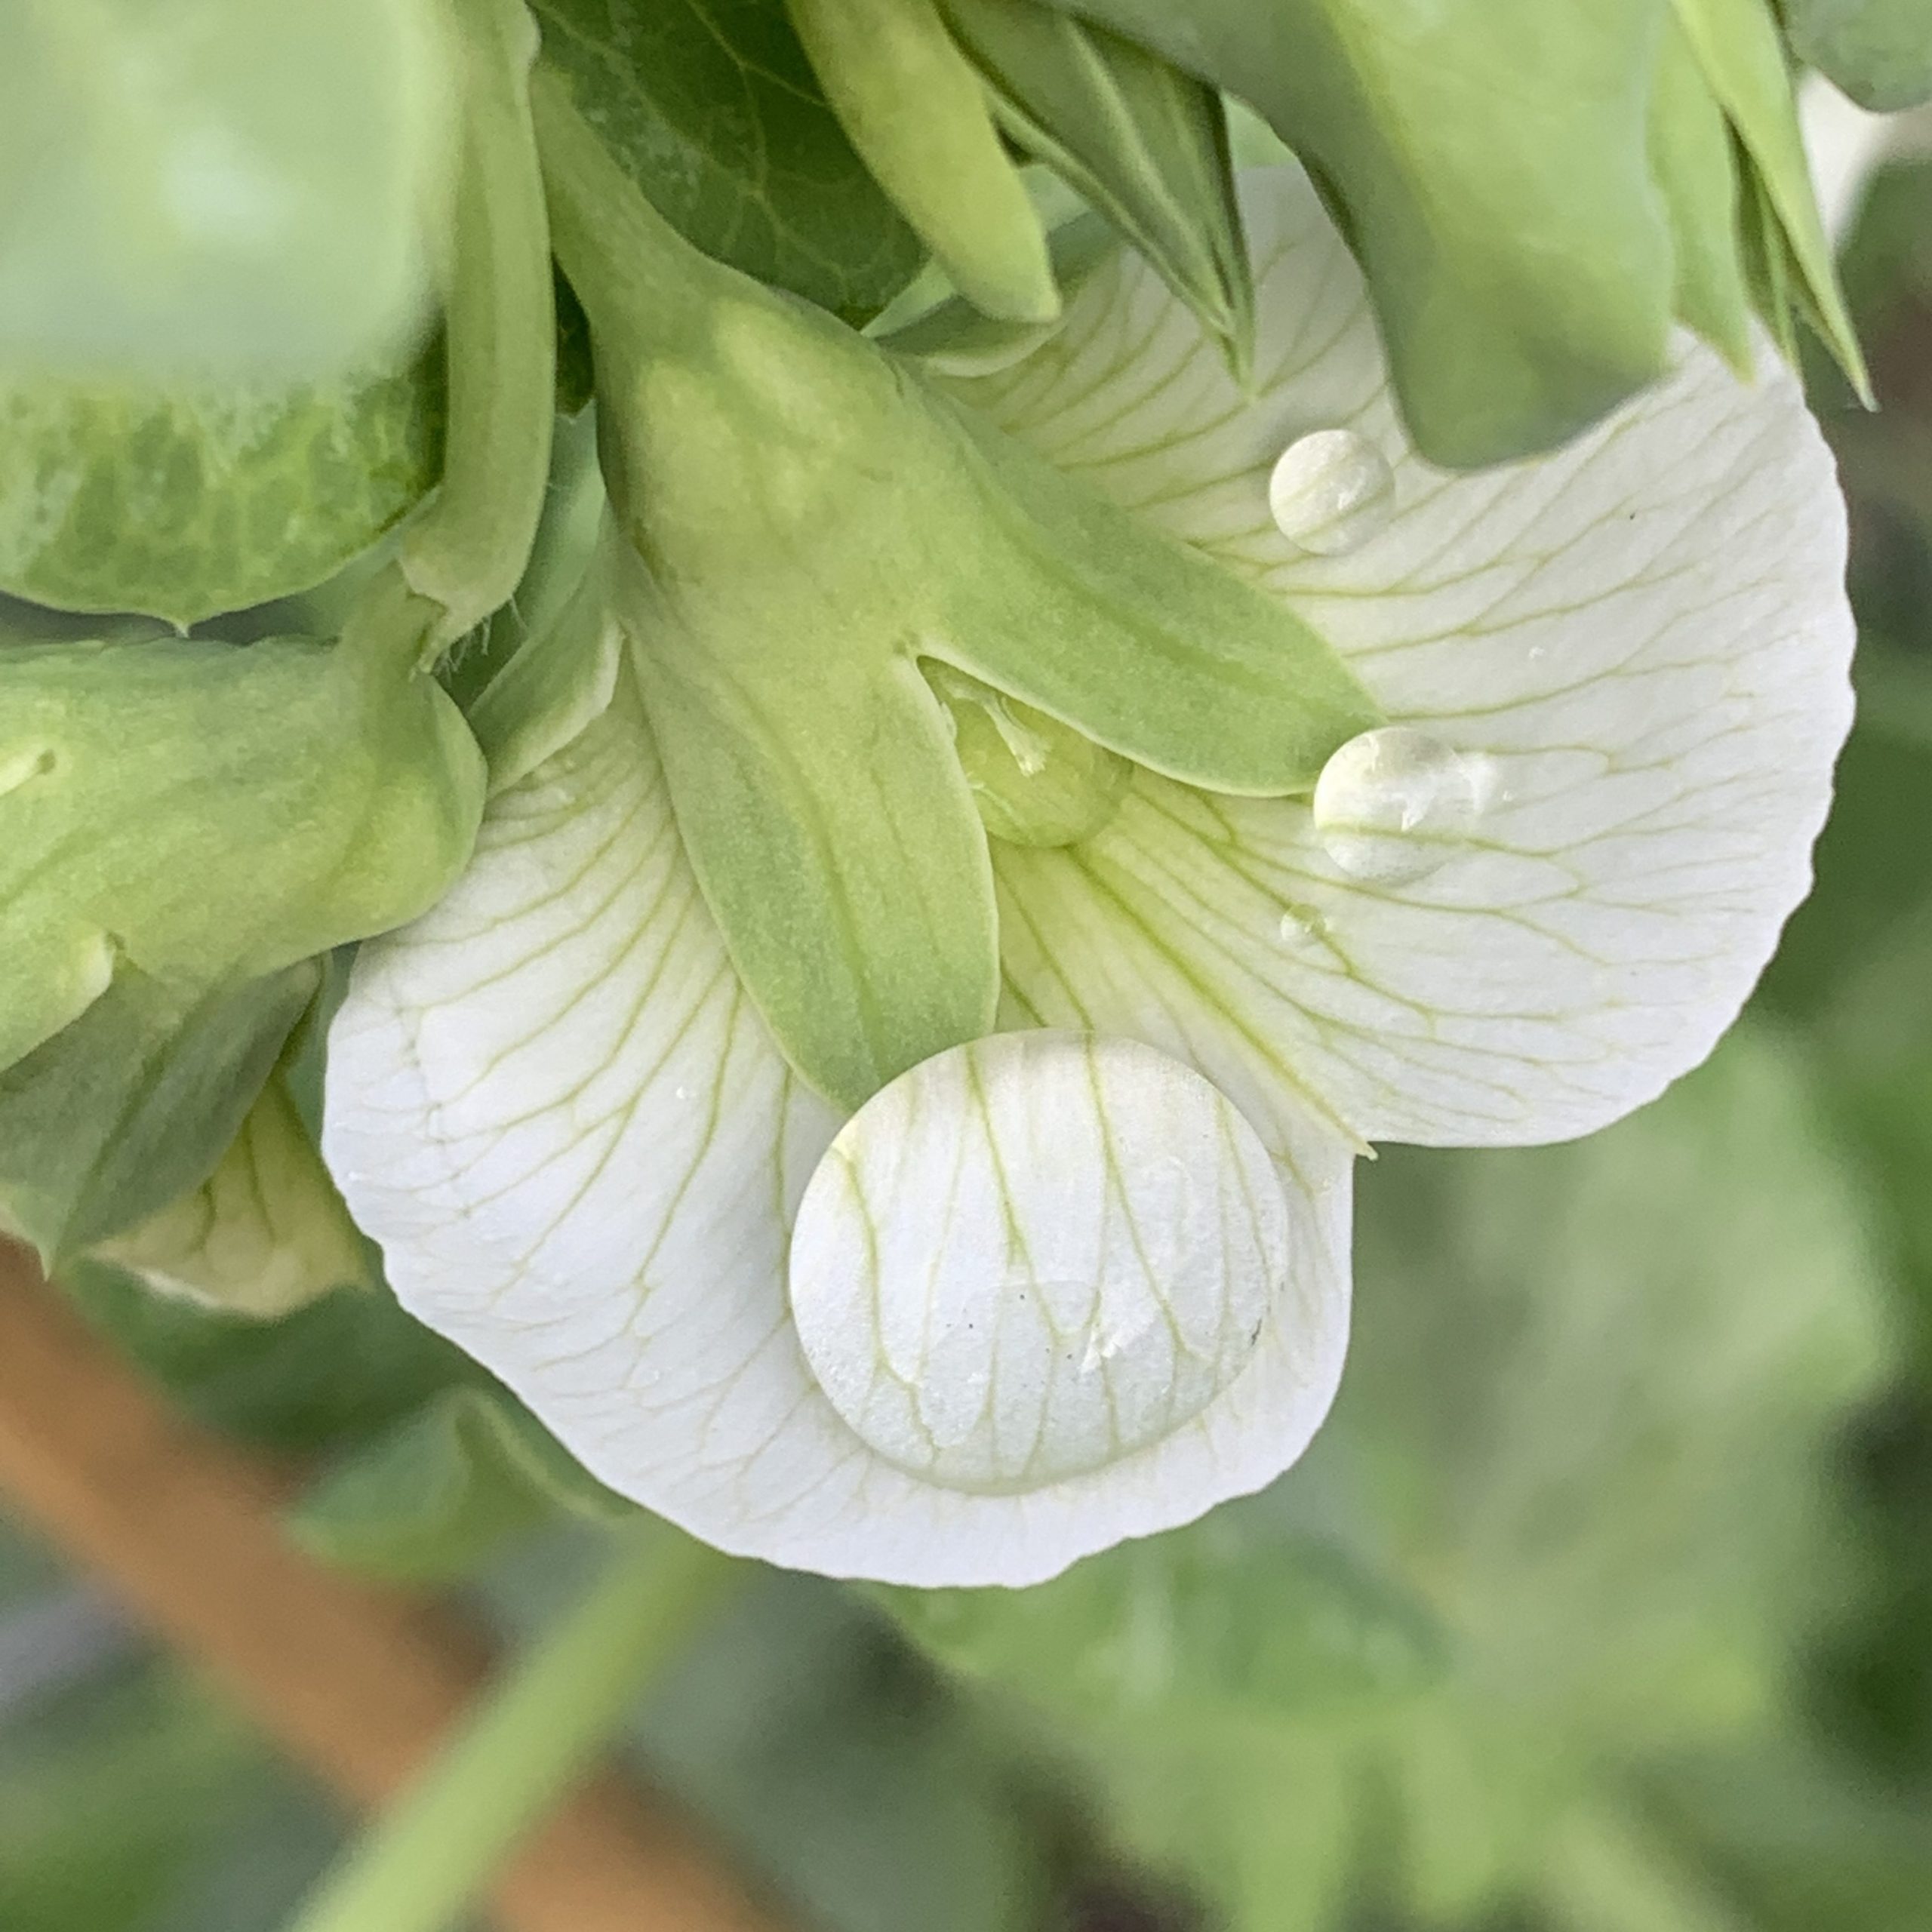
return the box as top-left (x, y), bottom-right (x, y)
top-left (282, 1528), bottom-right (742, 1932)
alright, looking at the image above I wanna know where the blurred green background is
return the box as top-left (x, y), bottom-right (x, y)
top-left (3, 155), bottom-right (1930, 1932)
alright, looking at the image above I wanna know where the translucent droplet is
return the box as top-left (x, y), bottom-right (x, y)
top-left (1312, 726), bottom-right (1493, 886)
top-left (1268, 428), bottom-right (1395, 555)
top-left (787, 1033), bottom-right (1287, 1494)
top-left (927, 664), bottom-right (1131, 848)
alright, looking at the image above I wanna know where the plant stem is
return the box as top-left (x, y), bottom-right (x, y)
top-left (283, 1527), bottom-right (743, 1932)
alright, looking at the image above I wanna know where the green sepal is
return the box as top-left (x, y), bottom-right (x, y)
top-left (786, 0), bottom-right (1061, 323)
top-left (540, 78), bottom-right (1379, 1106)
top-left (1673, 0), bottom-right (1874, 398)
top-left (938, 0), bottom-right (1254, 374)
top-left (1650, 13), bottom-right (1757, 373)
top-left (1780, 0), bottom-right (1932, 111)
top-left (1043, 0), bottom-right (1678, 468)
top-left (397, 0), bottom-right (557, 651)
top-left (928, 663), bottom-right (1131, 848)
top-left (287, 1386), bottom-right (631, 1583)
top-left (0, 962), bottom-right (318, 1266)
top-left (875, 213), bottom-right (1117, 375)
top-left (0, 352), bottom-right (441, 628)
top-left (468, 531), bottom-right (625, 796)
top-left (0, 601), bottom-right (485, 1078)
top-left (94, 1068), bottom-right (374, 1322)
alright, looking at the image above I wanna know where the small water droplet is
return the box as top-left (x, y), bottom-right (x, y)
top-left (1312, 726), bottom-right (1493, 886)
top-left (1276, 906), bottom-right (1331, 950)
top-left (1268, 428), bottom-right (1395, 555)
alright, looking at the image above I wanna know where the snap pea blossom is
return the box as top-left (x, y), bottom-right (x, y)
top-left (323, 168), bottom-right (1852, 1587)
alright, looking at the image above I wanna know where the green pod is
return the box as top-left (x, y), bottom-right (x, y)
top-left (786, 0), bottom-right (1061, 323)
top-left (0, 598), bottom-right (486, 1078)
top-left (938, 0), bottom-right (1254, 372)
top-left (537, 78), bottom-right (1379, 1109)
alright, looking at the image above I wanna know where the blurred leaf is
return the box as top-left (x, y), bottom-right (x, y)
top-left (0, 0), bottom-right (451, 383)
top-left (638, 1567), bottom-right (1077, 1932)
top-left (1781, 0), bottom-right (1932, 112)
top-left (0, 353), bottom-right (442, 626)
top-left (58, 1260), bottom-right (471, 1454)
top-left (879, 1512), bottom-right (1442, 1734)
top-left (0, 964), bottom-right (317, 1264)
top-left (0, 1663), bottom-right (263, 1932)
top-left (529, 0), bottom-right (923, 323)
top-left (1070, 1030), bottom-right (1889, 1931)
top-left (289, 1385), bottom-right (628, 1583)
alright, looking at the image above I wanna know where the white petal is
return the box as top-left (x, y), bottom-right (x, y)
top-left (325, 673), bottom-right (1353, 1585)
top-left (961, 168), bottom-right (1854, 1147)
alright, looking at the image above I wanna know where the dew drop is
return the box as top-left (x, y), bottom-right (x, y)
top-left (787, 1033), bottom-right (1287, 1494)
top-left (1312, 726), bottom-right (1494, 886)
top-left (1268, 428), bottom-right (1395, 555)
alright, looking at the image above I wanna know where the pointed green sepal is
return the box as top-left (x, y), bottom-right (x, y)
top-left (94, 1066), bottom-right (374, 1320)
top-left (0, 591), bottom-right (485, 1077)
top-left (467, 528), bottom-right (626, 796)
top-left (0, 963), bottom-right (318, 1266)
top-left (1038, 0), bottom-right (1678, 468)
top-left (785, 0), bottom-right (1060, 323)
top-left (938, 0), bottom-right (1254, 373)
top-left (1672, 0), bottom-right (1874, 400)
top-left (539, 78), bottom-right (1379, 1108)
top-left (1649, 14), bottom-right (1755, 375)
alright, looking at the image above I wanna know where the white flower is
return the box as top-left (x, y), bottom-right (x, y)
top-left (322, 168), bottom-right (1851, 1586)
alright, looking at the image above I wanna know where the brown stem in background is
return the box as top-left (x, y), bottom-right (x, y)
top-left (0, 1239), bottom-right (785, 1932)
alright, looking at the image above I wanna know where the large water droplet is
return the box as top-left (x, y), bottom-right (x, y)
top-left (1312, 726), bottom-right (1493, 886)
top-left (787, 1032), bottom-right (1287, 1494)
top-left (1268, 428), bottom-right (1395, 555)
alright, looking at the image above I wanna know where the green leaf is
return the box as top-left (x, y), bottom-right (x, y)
top-left (939, 0), bottom-right (1254, 369)
top-left (611, 1564), bottom-right (1075, 1932)
top-left (1650, 11), bottom-right (1755, 371)
top-left (288, 1386), bottom-right (626, 1583)
top-left (787, 0), bottom-right (1060, 323)
top-left (0, 1664), bottom-right (266, 1932)
top-left (528, 0), bottom-right (924, 323)
top-left (878, 1511), bottom-right (1443, 1731)
top-left (0, 963), bottom-right (316, 1263)
top-left (0, 0), bottom-right (451, 384)
top-left (1781, 0), bottom-right (1932, 111)
top-left (0, 354), bottom-right (441, 627)
top-left (0, 619), bottom-right (485, 1078)
top-left (540, 77), bottom-right (1378, 1106)
top-left (93, 1071), bottom-right (374, 1321)
top-left (1044, 0), bottom-right (1678, 466)
top-left (1673, 0), bottom-right (1873, 396)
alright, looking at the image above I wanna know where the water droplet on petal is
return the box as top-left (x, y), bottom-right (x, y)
top-left (1268, 429), bottom-right (1395, 555)
top-left (1312, 726), bottom-right (1494, 886)
top-left (787, 1033), bottom-right (1287, 1494)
